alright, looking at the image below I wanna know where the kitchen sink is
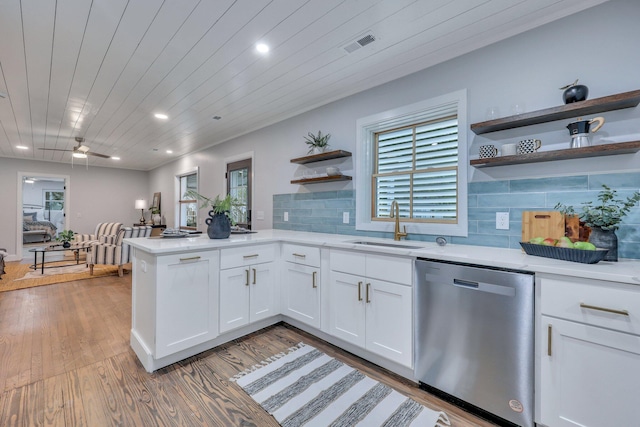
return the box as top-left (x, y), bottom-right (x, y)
top-left (348, 240), bottom-right (423, 249)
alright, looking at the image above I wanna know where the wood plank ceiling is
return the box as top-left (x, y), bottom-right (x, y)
top-left (0, 0), bottom-right (608, 171)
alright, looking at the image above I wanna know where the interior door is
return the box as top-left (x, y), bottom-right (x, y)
top-left (226, 159), bottom-right (251, 229)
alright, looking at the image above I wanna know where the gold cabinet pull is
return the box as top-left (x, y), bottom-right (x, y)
top-left (245, 269), bottom-right (249, 286)
top-left (292, 253), bottom-right (306, 258)
top-left (358, 281), bottom-right (363, 301)
top-left (252, 268), bottom-right (256, 285)
top-left (580, 303), bottom-right (629, 316)
top-left (366, 283), bottom-right (371, 303)
top-left (243, 254), bottom-right (259, 259)
top-left (179, 256), bottom-right (201, 262)
top-left (312, 271), bottom-right (317, 288)
top-left (547, 324), bottom-right (552, 356)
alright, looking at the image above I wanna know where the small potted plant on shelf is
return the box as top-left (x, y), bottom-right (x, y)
top-left (183, 190), bottom-right (239, 239)
top-left (555, 184), bottom-right (640, 261)
top-left (149, 207), bottom-right (161, 225)
top-left (56, 229), bottom-right (75, 248)
top-left (304, 130), bottom-right (331, 154)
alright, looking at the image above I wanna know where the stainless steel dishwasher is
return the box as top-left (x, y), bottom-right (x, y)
top-left (415, 258), bottom-right (535, 427)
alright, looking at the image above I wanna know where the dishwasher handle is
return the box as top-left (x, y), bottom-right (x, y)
top-left (453, 278), bottom-right (516, 297)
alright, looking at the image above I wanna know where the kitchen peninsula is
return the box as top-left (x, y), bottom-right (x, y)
top-left (126, 230), bottom-right (640, 427)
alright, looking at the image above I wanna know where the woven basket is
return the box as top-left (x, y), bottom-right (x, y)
top-left (519, 242), bottom-right (609, 264)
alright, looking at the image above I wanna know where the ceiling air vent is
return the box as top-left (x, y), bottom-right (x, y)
top-left (342, 32), bottom-right (376, 54)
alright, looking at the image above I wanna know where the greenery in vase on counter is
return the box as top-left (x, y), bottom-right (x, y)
top-left (304, 130), bottom-right (331, 154)
top-left (183, 190), bottom-right (239, 221)
top-left (554, 184), bottom-right (640, 230)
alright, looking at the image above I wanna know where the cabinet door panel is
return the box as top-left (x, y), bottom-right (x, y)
top-left (250, 263), bottom-right (275, 323)
top-left (156, 255), bottom-right (217, 359)
top-left (540, 316), bottom-right (640, 427)
top-left (219, 267), bottom-right (250, 334)
top-left (283, 263), bottom-right (320, 328)
top-left (365, 279), bottom-right (412, 367)
top-left (329, 271), bottom-right (366, 348)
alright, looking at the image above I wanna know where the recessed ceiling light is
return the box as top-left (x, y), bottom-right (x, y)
top-left (16, 145), bottom-right (28, 150)
top-left (154, 113), bottom-right (169, 120)
top-left (111, 156), bottom-right (120, 160)
top-left (256, 43), bottom-right (269, 53)
top-left (166, 150), bottom-right (173, 154)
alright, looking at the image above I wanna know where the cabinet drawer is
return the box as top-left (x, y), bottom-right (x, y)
top-left (366, 254), bottom-right (412, 286)
top-left (157, 250), bottom-right (217, 267)
top-left (220, 244), bottom-right (276, 270)
top-left (330, 249), bottom-right (366, 276)
top-left (282, 243), bottom-right (320, 267)
top-left (541, 275), bottom-right (640, 335)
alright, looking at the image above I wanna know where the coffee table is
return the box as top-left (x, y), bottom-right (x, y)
top-left (29, 244), bottom-right (91, 274)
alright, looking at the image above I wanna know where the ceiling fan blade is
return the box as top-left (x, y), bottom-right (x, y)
top-left (39, 148), bottom-right (73, 152)
top-left (85, 151), bottom-right (111, 159)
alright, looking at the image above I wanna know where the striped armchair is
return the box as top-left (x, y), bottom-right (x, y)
top-left (74, 222), bottom-right (123, 244)
top-left (88, 226), bottom-right (151, 277)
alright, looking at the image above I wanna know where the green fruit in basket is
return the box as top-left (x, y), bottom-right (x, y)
top-left (557, 236), bottom-right (574, 248)
top-left (541, 238), bottom-right (558, 246)
top-left (574, 241), bottom-right (596, 251)
top-left (529, 237), bottom-right (545, 244)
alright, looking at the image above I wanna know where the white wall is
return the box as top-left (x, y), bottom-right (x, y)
top-left (150, 0), bottom-right (640, 230)
top-left (1, 157), bottom-right (148, 259)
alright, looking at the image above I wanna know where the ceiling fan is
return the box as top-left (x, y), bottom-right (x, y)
top-left (39, 137), bottom-right (111, 159)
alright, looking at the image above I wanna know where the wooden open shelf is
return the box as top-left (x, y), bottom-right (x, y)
top-left (470, 90), bottom-right (640, 135)
top-left (470, 141), bottom-right (640, 168)
top-left (290, 175), bottom-right (353, 185)
top-left (290, 149), bottom-right (352, 164)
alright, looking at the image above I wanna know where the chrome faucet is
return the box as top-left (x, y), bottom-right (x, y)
top-left (390, 200), bottom-right (408, 241)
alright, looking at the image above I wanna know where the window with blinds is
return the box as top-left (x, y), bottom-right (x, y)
top-left (372, 116), bottom-right (458, 223)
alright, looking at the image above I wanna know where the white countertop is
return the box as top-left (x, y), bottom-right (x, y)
top-left (125, 229), bottom-right (640, 285)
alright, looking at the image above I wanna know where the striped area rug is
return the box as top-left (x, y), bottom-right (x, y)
top-left (232, 343), bottom-right (450, 427)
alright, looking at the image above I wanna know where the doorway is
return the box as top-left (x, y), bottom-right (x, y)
top-left (17, 172), bottom-right (69, 260)
top-left (226, 159), bottom-right (252, 229)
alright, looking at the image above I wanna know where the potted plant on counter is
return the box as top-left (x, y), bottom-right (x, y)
top-left (304, 130), bottom-right (331, 154)
top-left (56, 229), bottom-right (75, 248)
top-left (183, 190), bottom-right (239, 239)
top-left (555, 184), bottom-right (640, 261)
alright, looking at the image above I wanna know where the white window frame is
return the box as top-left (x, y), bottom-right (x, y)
top-left (175, 167), bottom-right (199, 230)
top-left (355, 90), bottom-right (468, 237)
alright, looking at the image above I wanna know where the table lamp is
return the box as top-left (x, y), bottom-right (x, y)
top-left (135, 199), bottom-right (147, 224)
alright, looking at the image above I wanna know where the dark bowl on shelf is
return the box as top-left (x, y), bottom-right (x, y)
top-left (520, 242), bottom-right (608, 264)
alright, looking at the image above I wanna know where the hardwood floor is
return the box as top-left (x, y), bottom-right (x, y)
top-left (0, 276), bottom-right (497, 426)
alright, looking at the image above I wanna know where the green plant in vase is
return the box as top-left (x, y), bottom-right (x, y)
top-left (555, 185), bottom-right (640, 261)
top-left (56, 229), bottom-right (75, 248)
top-left (183, 190), bottom-right (240, 239)
top-left (304, 130), bottom-right (331, 154)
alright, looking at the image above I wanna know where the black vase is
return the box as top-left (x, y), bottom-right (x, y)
top-left (563, 84), bottom-right (589, 104)
top-left (589, 226), bottom-right (618, 261)
top-left (62, 241), bottom-right (71, 248)
top-left (205, 211), bottom-right (231, 239)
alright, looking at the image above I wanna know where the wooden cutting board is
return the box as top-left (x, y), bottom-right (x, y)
top-left (521, 211), bottom-right (565, 242)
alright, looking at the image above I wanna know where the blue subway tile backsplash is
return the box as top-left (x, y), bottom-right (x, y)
top-left (274, 172), bottom-right (640, 259)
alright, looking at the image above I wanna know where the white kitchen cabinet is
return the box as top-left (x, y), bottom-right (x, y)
top-left (282, 243), bottom-right (321, 328)
top-left (154, 250), bottom-right (219, 359)
top-left (219, 244), bottom-right (276, 334)
top-left (538, 275), bottom-right (640, 427)
top-left (329, 250), bottom-right (412, 367)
